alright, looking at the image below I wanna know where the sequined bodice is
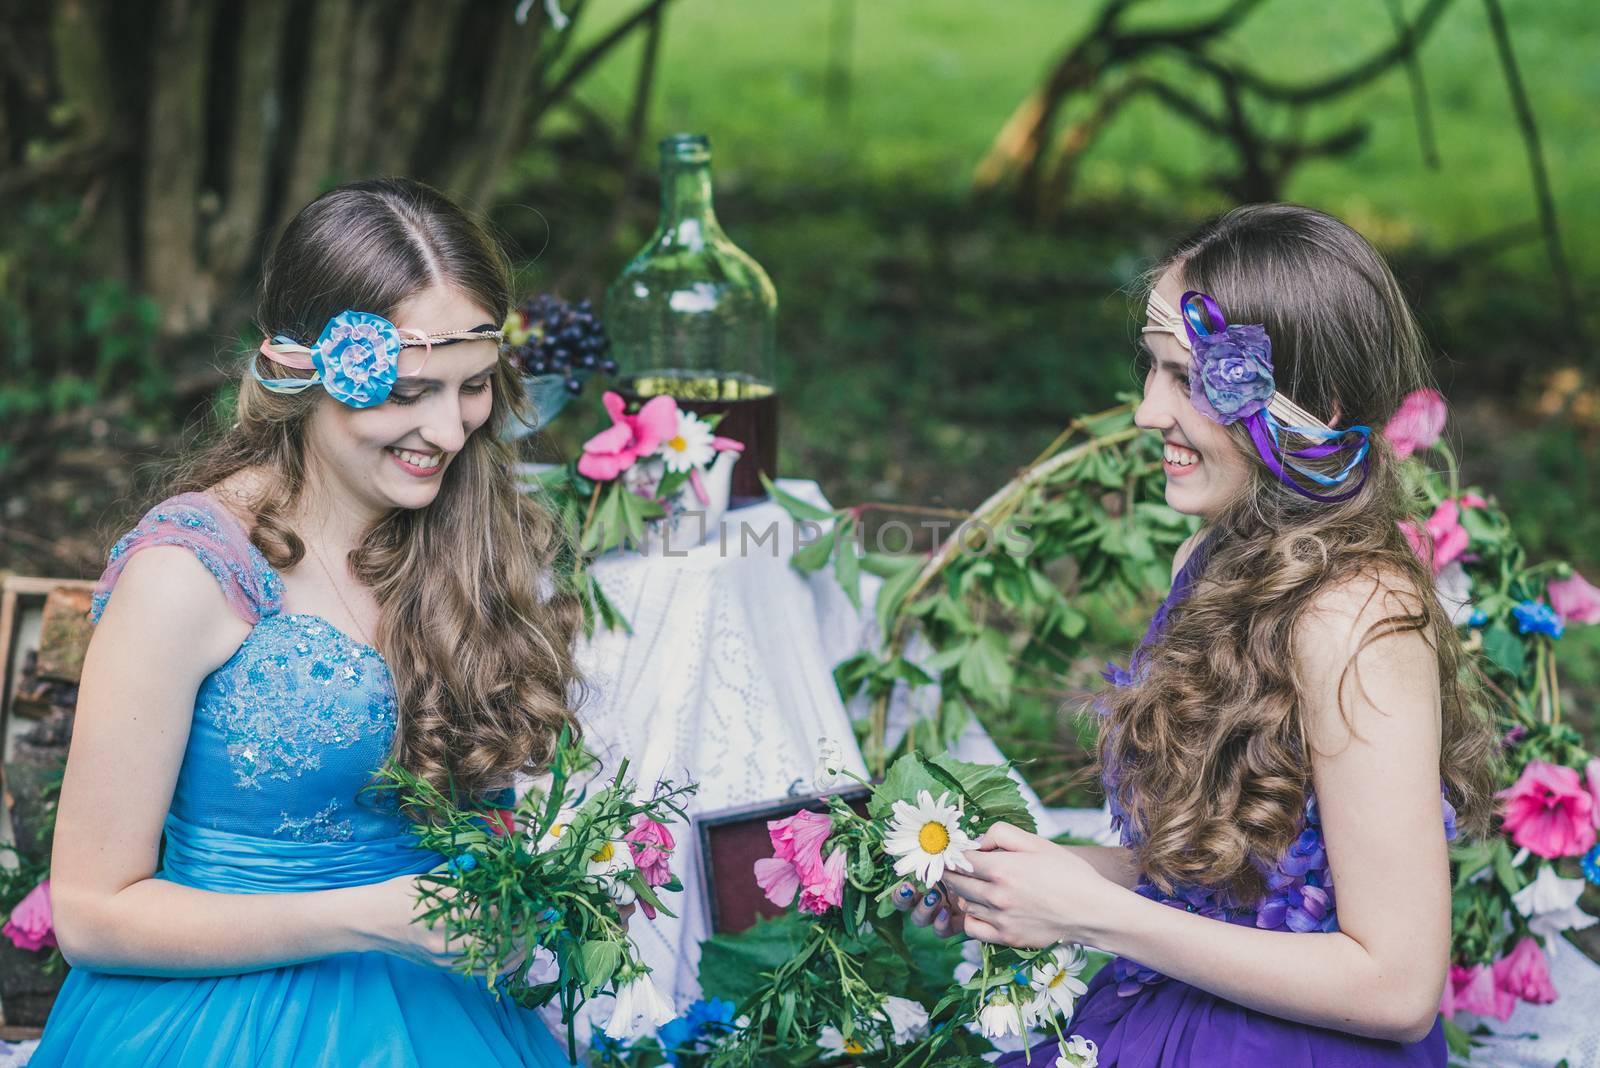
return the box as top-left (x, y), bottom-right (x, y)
top-left (1101, 538), bottom-right (1457, 997)
top-left (94, 494), bottom-right (407, 847)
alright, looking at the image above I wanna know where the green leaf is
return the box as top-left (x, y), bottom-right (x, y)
top-left (956, 629), bottom-right (1014, 707)
top-left (874, 554), bottom-right (925, 638)
top-left (792, 526), bottom-right (839, 572)
top-left (834, 520), bottom-right (862, 609)
top-left (760, 472), bottom-right (837, 522)
top-left (922, 751), bottom-right (1035, 833)
top-left (1481, 623), bottom-right (1527, 677)
top-left (697, 915), bottom-right (811, 1002)
top-left (577, 939), bottom-right (621, 995)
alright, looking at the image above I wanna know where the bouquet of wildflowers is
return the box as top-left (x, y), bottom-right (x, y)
top-left (697, 745), bottom-right (1098, 1066)
top-left (1386, 390), bottom-right (1600, 1058)
top-left (376, 730), bottom-right (698, 1060)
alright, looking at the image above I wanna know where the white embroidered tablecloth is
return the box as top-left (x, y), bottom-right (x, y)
top-left (571, 479), bottom-right (872, 1007)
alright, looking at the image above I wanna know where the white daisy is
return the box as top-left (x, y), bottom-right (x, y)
top-left (884, 790), bottom-right (977, 885)
top-left (659, 410), bottom-right (716, 472)
top-left (1056, 1034), bottom-right (1099, 1068)
top-left (1028, 943), bottom-right (1090, 1023)
top-left (533, 808), bottom-right (580, 853)
top-left (587, 837), bottom-right (638, 906)
top-left (603, 970), bottom-right (675, 1040)
top-left (817, 1024), bottom-right (877, 1057)
top-left (881, 996), bottom-right (930, 1044)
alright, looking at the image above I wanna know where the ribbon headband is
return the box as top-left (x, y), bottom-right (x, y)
top-left (253, 309), bottom-right (504, 409)
top-left (1143, 289), bottom-right (1371, 503)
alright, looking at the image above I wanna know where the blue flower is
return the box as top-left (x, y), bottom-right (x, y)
top-left (1512, 601), bottom-right (1565, 639)
top-left (1584, 844), bottom-right (1600, 887)
top-left (312, 310), bottom-right (402, 408)
top-left (656, 1016), bottom-right (694, 1063)
top-left (684, 998), bottom-right (736, 1033)
top-left (589, 1025), bottom-right (629, 1063)
top-left (1468, 608), bottom-right (1488, 628)
top-left (657, 999), bottom-right (737, 1063)
top-left (1190, 324), bottom-right (1275, 426)
top-left (447, 852), bottom-right (478, 875)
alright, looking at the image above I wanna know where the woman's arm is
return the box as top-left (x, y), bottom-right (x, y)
top-left (50, 548), bottom-right (450, 977)
top-left (946, 576), bottom-right (1452, 1044)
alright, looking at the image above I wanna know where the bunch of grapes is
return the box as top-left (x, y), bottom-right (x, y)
top-left (502, 294), bottom-right (617, 395)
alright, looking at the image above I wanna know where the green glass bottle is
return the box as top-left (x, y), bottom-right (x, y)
top-left (604, 134), bottom-right (778, 507)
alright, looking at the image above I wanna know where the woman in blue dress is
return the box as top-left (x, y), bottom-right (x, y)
top-left (34, 178), bottom-right (585, 1066)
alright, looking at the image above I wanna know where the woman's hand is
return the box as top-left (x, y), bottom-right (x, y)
top-left (942, 822), bottom-right (1125, 949)
top-left (890, 878), bottom-right (966, 938)
top-left (356, 874), bottom-right (532, 979)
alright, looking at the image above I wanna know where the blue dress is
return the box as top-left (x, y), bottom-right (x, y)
top-left (31, 493), bottom-right (573, 1067)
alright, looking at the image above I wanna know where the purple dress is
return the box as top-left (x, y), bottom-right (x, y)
top-left (1001, 541), bottom-right (1448, 1067)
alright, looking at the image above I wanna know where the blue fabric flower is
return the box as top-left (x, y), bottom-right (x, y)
top-left (1584, 844), bottom-right (1600, 887)
top-left (1512, 600), bottom-right (1565, 639)
top-left (1190, 324), bottom-right (1275, 425)
top-left (1468, 607), bottom-right (1489, 628)
top-left (446, 852), bottom-right (478, 875)
top-left (312, 310), bottom-right (402, 408)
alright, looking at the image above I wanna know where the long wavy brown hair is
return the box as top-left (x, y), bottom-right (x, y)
top-left (163, 177), bottom-right (583, 800)
top-left (1098, 204), bottom-right (1497, 903)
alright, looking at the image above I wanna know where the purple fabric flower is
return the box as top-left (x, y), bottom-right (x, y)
top-left (1279, 827), bottom-right (1326, 878)
top-left (1189, 324), bottom-right (1275, 425)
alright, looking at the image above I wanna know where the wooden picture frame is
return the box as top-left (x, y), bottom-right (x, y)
top-left (0, 577), bottom-right (96, 833)
top-left (694, 787), bottom-right (871, 936)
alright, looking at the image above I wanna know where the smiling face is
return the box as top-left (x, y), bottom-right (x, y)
top-left (1134, 267), bottom-right (1254, 520)
top-left (302, 284), bottom-right (501, 518)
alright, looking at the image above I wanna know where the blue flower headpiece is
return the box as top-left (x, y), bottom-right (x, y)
top-left (253, 309), bottom-right (504, 409)
top-left (1142, 289), bottom-right (1372, 503)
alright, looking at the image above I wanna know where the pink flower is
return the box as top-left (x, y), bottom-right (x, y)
top-left (1385, 389), bottom-right (1447, 459)
top-left (797, 847), bottom-right (847, 916)
top-left (576, 392), bottom-right (679, 481)
top-left (1444, 962), bottom-right (1515, 1021)
top-left (767, 810), bottom-right (833, 885)
top-left (1459, 493), bottom-right (1488, 509)
top-left (754, 856), bottom-right (801, 908)
top-left (483, 808), bottom-right (517, 836)
top-left (1586, 758), bottom-right (1600, 830)
top-left (711, 435), bottom-right (744, 454)
top-left (623, 815), bottom-right (676, 888)
top-left (1498, 760), bottom-right (1597, 859)
top-left (1549, 572), bottom-right (1600, 626)
top-left (3, 880), bottom-right (55, 953)
top-left (1401, 499), bottom-right (1469, 576)
top-left (1493, 937), bottom-right (1558, 1006)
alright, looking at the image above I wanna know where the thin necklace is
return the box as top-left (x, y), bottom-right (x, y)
top-left (307, 538), bottom-right (375, 648)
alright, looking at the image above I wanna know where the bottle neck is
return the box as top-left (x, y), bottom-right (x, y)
top-left (660, 163), bottom-right (720, 243)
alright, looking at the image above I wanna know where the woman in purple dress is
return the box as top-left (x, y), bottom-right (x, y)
top-left (899, 204), bottom-right (1497, 1066)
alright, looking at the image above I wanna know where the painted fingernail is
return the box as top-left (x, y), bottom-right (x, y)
top-left (936, 908), bottom-right (949, 927)
top-left (923, 889), bottom-right (941, 908)
top-left (897, 884), bottom-right (916, 900)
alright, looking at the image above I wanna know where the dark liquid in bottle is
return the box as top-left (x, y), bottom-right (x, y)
top-left (617, 372), bottom-right (778, 508)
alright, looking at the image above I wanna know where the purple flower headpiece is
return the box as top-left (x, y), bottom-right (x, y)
top-left (1143, 290), bottom-right (1371, 503)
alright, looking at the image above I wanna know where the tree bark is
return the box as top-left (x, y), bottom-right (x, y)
top-left (141, 0), bottom-right (217, 335)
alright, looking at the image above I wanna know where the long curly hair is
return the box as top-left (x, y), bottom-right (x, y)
top-left (164, 177), bottom-right (583, 800)
top-left (1097, 204), bottom-right (1497, 903)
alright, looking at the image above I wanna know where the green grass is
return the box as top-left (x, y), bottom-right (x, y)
top-left (570, 0), bottom-right (1599, 276)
